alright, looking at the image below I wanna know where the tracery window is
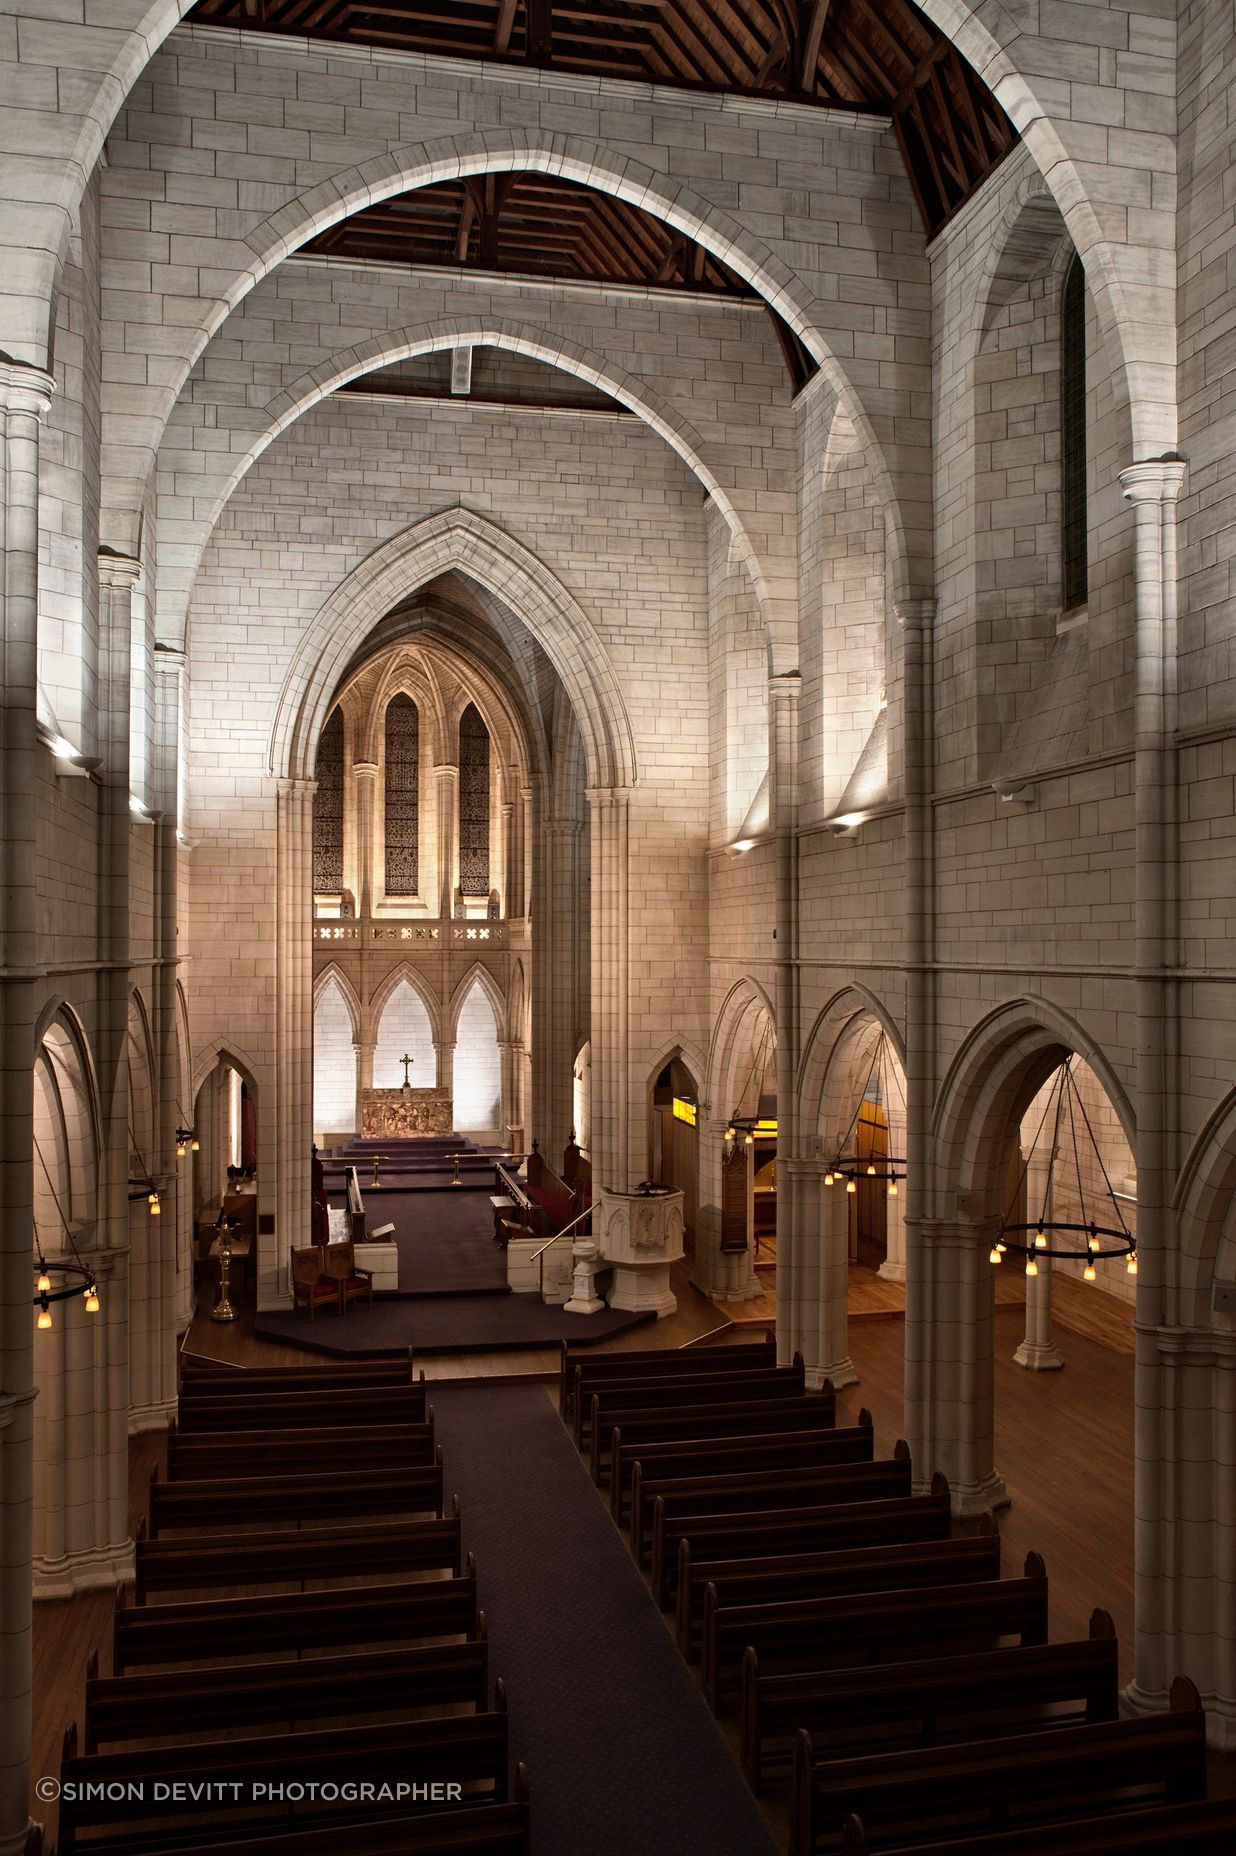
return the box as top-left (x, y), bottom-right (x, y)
top-left (1061, 252), bottom-right (1088, 612)
top-left (384, 694), bottom-right (420, 895)
top-left (458, 703), bottom-right (491, 897)
top-left (313, 706), bottom-right (344, 893)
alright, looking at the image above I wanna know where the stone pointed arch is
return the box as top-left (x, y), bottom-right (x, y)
top-left (191, 1038), bottom-right (262, 1104)
top-left (708, 977), bottom-right (777, 1123)
top-left (932, 998), bottom-right (1135, 1218)
top-left (367, 962), bottom-right (443, 1048)
top-left (645, 1036), bottom-right (709, 1105)
top-left (161, 317), bottom-right (777, 647)
top-left (270, 507), bottom-right (637, 793)
top-left (1173, 1092), bottom-right (1236, 1332)
top-left (797, 985), bottom-right (907, 1136)
top-left (448, 962), bottom-right (507, 1044)
top-left (313, 963), bottom-right (361, 1039)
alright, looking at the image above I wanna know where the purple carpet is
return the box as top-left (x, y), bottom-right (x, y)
top-left (427, 1383), bottom-right (778, 1855)
top-left (253, 1295), bottom-right (652, 1357)
top-left (369, 1189), bottom-right (510, 1297)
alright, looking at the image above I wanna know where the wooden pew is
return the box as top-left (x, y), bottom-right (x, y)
top-left (146, 1462), bottom-right (443, 1535)
top-left (682, 1523), bottom-right (1000, 1660)
top-left (167, 1422), bottom-right (437, 1479)
top-left (704, 1552), bottom-right (1050, 1714)
top-left (132, 1509), bottom-right (463, 1602)
top-left (108, 1767), bottom-right (532, 1856)
top-left (83, 1635), bottom-right (489, 1751)
top-left (114, 1568), bottom-right (481, 1672)
top-left (840, 1797), bottom-right (1236, 1856)
top-left (632, 1446), bottom-right (911, 1570)
top-left (179, 1361), bottom-right (417, 1392)
top-left (612, 1414), bottom-right (873, 1523)
top-left (56, 1698), bottom-right (511, 1856)
top-left (176, 1385), bottom-right (428, 1432)
top-left (560, 1332), bottom-right (776, 1418)
top-left (589, 1380), bottom-right (829, 1483)
top-left (742, 1610), bottom-right (1118, 1794)
top-left (789, 1677), bottom-right (1207, 1856)
top-left (576, 1355), bottom-right (806, 1449)
top-left (600, 1391), bottom-right (838, 1488)
top-left (655, 1477), bottom-right (953, 1610)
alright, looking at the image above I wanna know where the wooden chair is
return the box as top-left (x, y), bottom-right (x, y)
top-left (322, 1239), bottom-right (374, 1313)
top-left (291, 1246), bottom-right (337, 1320)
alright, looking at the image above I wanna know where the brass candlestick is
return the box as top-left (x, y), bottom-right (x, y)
top-left (211, 1230), bottom-right (236, 1323)
top-left (372, 1155), bottom-right (385, 1187)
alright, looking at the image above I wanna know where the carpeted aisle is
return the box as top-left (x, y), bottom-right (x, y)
top-left (428, 1383), bottom-right (778, 1856)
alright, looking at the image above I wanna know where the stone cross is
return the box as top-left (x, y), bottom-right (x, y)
top-left (400, 1052), bottom-right (413, 1088)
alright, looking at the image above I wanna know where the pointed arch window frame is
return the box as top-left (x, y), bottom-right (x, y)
top-left (383, 691), bottom-right (421, 897)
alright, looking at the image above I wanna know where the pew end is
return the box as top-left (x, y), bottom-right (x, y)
top-left (892, 1438), bottom-right (910, 1465)
top-left (857, 1408), bottom-right (873, 1432)
top-left (1090, 1606), bottom-right (1117, 1639)
top-left (840, 1815), bottom-right (868, 1856)
top-left (929, 1470), bottom-right (950, 1501)
top-left (514, 1759), bottom-right (530, 1805)
top-left (1170, 1674), bottom-right (1204, 1716)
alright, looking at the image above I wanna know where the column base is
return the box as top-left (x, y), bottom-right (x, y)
top-left (128, 1396), bottom-right (178, 1435)
top-left (876, 1259), bottom-right (907, 1284)
top-left (807, 1358), bottom-right (858, 1393)
top-left (564, 1294), bottom-right (607, 1315)
top-left (607, 1262), bottom-right (677, 1319)
top-left (949, 1471), bottom-right (1011, 1516)
top-left (1123, 1680), bottom-right (1236, 1748)
top-left (1013, 1339), bottom-right (1065, 1371)
top-left (691, 1270), bottom-right (764, 1303)
top-left (0, 1820), bottom-right (39, 1856)
top-left (33, 1539), bottom-right (135, 1600)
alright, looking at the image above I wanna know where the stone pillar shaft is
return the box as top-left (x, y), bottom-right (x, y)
top-left (769, 674), bottom-right (800, 1365)
top-left (271, 778), bottom-right (315, 1309)
top-left (586, 786), bottom-right (632, 1192)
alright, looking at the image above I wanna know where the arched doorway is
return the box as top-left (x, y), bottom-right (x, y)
top-left (650, 1056), bottom-right (700, 1259)
top-left (454, 976), bottom-right (502, 1139)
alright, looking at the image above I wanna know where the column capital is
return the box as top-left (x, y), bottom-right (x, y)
top-left (893, 596), bottom-right (938, 627)
top-left (433, 762), bottom-right (459, 780)
top-left (0, 357), bottom-right (54, 420)
top-left (276, 775), bottom-right (317, 798)
top-left (153, 645), bottom-right (186, 675)
top-left (352, 760), bottom-right (379, 779)
top-left (1120, 458), bottom-right (1187, 505)
top-left (584, 782), bottom-right (633, 807)
top-left (97, 548), bottom-right (142, 590)
top-left (768, 670), bottom-right (802, 701)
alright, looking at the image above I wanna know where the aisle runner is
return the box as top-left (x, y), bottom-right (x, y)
top-left (429, 1383), bottom-right (778, 1856)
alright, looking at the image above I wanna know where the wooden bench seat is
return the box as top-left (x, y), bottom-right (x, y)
top-left (840, 1796), bottom-right (1236, 1856)
top-left (167, 1422), bottom-right (437, 1479)
top-left (120, 1568), bottom-right (479, 1672)
top-left (146, 1462), bottom-right (444, 1535)
top-left (133, 1510), bottom-right (463, 1600)
top-left (743, 1604), bottom-right (1119, 1793)
top-left (790, 1678), bottom-right (1206, 1856)
top-left (613, 1416), bottom-right (874, 1524)
top-left (179, 1361), bottom-right (417, 1393)
top-left (84, 1636), bottom-right (490, 1750)
top-left (561, 1332), bottom-right (775, 1416)
top-left (703, 1553), bottom-right (1049, 1713)
top-left (682, 1525), bottom-right (1000, 1660)
top-left (654, 1477), bottom-right (952, 1609)
top-left (589, 1383), bottom-right (830, 1482)
top-left (57, 1701), bottom-right (510, 1856)
top-left (632, 1447), bottom-right (911, 1570)
top-left (175, 1385), bottom-right (428, 1432)
top-left (105, 1773), bottom-right (532, 1856)
top-left (576, 1356), bottom-right (805, 1448)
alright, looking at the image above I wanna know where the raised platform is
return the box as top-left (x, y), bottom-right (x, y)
top-left (254, 1295), bottom-right (653, 1357)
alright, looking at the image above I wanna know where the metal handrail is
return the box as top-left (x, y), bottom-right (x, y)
top-left (680, 1321), bottom-right (735, 1350)
top-left (529, 1202), bottom-right (593, 1261)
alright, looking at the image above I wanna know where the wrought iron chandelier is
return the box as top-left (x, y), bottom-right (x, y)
top-left (822, 1029), bottom-right (906, 1199)
top-left (32, 1135), bottom-right (100, 1331)
top-left (989, 1056), bottom-right (1136, 1280)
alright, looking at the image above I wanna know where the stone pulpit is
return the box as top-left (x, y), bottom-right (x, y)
top-left (596, 1184), bottom-right (684, 1317)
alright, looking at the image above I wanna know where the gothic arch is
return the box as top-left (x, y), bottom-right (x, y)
top-left (32, 1002), bottom-right (104, 1234)
top-left (191, 1038), bottom-right (262, 1103)
top-left (448, 963), bottom-right (507, 1044)
top-left (270, 507), bottom-right (638, 793)
top-left (1173, 1094), bottom-right (1236, 1332)
top-left (797, 986), bottom-right (907, 1142)
top-left (931, 998), bottom-right (1135, 1218)
top-left (645, 1037), bottom-right (709, 1105)
top-left (708, 978), bottom-right (777, 1124)
top-left (313, 964), bottom-right (361, 1038)
top-left (367, 963), bottom-right (443, 1048)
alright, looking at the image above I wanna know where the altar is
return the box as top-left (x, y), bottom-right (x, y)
top-left (361, 1086), bottom-right (453, 1138)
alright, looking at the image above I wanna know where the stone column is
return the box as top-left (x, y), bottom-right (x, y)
top-left (769, 674), bottom-right (801, 1365)
top-left (352, 760), bottom-right (378, 917)
top-left (0, 357), bottom-right (53, 1856)
top-left (1014, 1147), bottom-right (1063, 1372)
top-left (434, 764), bottom-right (458, 922)
top-left (1113, 461), bottom-right (1226, 1732)
top-left (495, 797), bottom-right (512, 919)
top-left (520, 784), bottom-right (534, 921)
top-left (586, 786), bottom-right (633, 1194)
top-left (691, 1116), bottom-right (762, 1302)
top-left (352, 1035), bottom-right (374, 1133)
top-left (270, 778), bottom-right (315, 1309)
top-left (913, 1215), bottom-right (1011, 1514)
top-left (434, 1040), bottom-right (455, 1103)
top-left (879, 1102), bottom-right (908, 1282)
top-left (801, 1162), bottom-right (857, 1389)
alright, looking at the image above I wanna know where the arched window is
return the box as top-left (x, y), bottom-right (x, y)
top-left (384, 694), bottom-right (420, 895)
top-left (1060, 252), bottom-right (1087, 612)
top-left (313, 977), bottom-right (357, 1133)
top-left (313, 706), bottom-right (344, 894)
top-left (458, 703), bottom-right (491, 897)
top-left (373, 979), bottom-right (437, 1088)
top-left (454, 979), bottom-right (501, 1130)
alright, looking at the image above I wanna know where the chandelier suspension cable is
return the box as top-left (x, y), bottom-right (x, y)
top-left (1070, 1067), bottom-right (1133, 1244)
top-left (725, 1017), bottom-right (775, 1144)
top-left (823, 1027), bottom-right (906, 1195)
top-left (128, 1122), bottom-right (163, 1215)
top-left (31, 1131), bottom-right (100, 1321)
top-left (829, 1034), bottom-right (884, 1164)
